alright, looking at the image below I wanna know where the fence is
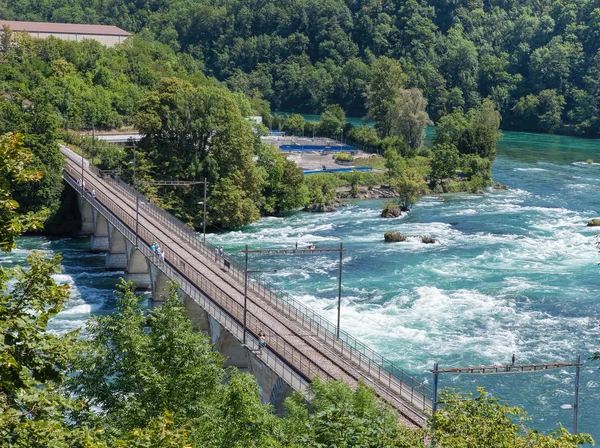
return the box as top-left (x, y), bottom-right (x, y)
top-left (62, 147), bottom-right (432, 420)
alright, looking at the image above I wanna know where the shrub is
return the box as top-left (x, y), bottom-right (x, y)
top-left (587, 159), bottom-right (593, 164)
top-left (381, 201), bottom-right (402, 218)
top-left (384, 232), bottom-right (407, 242)
top-left (335, 150), bottom-right (354, 162)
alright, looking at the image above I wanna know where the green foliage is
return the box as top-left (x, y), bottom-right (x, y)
top-left (390, 88), bottom-right (430, 150)
top-left (0, 133), bottom-right (44, 251)
top-left (0, 251), bottom-right (100, 447)
top-left (319, 104), bottom-right (346, 137)
top-left (334, 150), bottom-right (354, 162)
top-left (384, 146), bottom-right (407, 179)
top-left (3, 0), bottom-right (600, 135)
top-left (430, 143), bottom-right (460, 186)
top-left (283, 114), bottom-right (306, 136)
top-left (69, 280), bottom-right (280, 446)
top-left (257, 143), bottom-right (308, 214)
top-left (283, 378), bottom-right (425, 447)
top-left (367, 57), bottom-right (408, 137)
top-left (430, 388), bottom-right (593, 447)
top-left (390, 169), bottom-right (428, 211)
top-left (133, 77), bottom-right (263, 230)
top-left (435, 101), bottom-right (502, 161)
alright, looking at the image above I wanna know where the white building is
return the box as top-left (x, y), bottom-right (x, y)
top-left (0, 20), bottom-right (131, 47)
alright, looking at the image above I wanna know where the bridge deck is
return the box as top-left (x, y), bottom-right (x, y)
top-left (62, 147), bottom-right (430, 427)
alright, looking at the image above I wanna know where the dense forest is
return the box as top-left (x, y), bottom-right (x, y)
top-left (2, 0), bottom-right (600, 136)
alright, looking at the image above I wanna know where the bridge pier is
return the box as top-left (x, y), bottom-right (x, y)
top-left (90, 209), bottom-right (109, 252)
top-left (210, 316), bottom-right (249, 371)
top-left (248, 354), bottom-right (294, 413)
top-left (149, 264), bottom-right (171, 308)
top-left (182, 294), bottom-right (211, 335)
top-left (124, 240), bottom-right (151, 290)
top-left (106, 223), bottom-right (128, 270)
top-left (78, 197), bottom-right (95, 236)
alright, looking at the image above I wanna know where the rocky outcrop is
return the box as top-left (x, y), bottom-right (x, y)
top-left (384, 232), bottom-right (407, 242)
top-left (421, 236), bottom-right (436, 244)
top-left (587, 219), bottom-right (600, 227)
top-left (381, 202), bottom-right (402, 218)
top-left (305, 200), bottom-right (342, 213)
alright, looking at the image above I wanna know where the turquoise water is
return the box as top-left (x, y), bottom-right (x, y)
top-left (3, 130), bottom-right (599, 438)
top-left (208, 131), bottom-right (600, 437)
top-left (0, 236), bottom-right (129, 334)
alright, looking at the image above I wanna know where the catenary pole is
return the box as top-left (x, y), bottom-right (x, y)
top-left (203, 177), bottom-right (207, 244)
top-left (243, 244), bottom-right (249, 345)
top-left (432, 362), bottom-right (439, 416)
top-left (336, 242), bottom-right (343, 338)
top-left (134, 146), bottom-right (139, 247)
top-left (574, 354), bottom-right (581, 434)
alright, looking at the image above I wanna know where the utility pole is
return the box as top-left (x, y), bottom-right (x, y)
top-left (80, 145), bottom-right (84, 197)
top-left (241, 245), bottom-right (346, 339)
top-left (133, 145), bottom-right (139, 247)
top-left (243, 244), bottom-right (249, 344)
top-left (574, 354), bottom-right (581, 434)
top-left (431, 357), bottom-right (584, 433)
top-left (336, 242), bottom-right (343, 338)
top-left (203, 178), bottom-right (207, 244)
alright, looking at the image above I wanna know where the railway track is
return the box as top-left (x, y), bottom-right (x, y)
top-left (63, 153), bottom-right (427, 428)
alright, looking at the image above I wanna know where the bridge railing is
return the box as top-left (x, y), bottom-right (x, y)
top-left (64, 149), bottom-right (432, 415)
top-left (64, 164), bottom-right (323, 393)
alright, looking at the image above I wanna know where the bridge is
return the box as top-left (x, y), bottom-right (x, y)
top-left (60, 146), bottom-right (432, 427)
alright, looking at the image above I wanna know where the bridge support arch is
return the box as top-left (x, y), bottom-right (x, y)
top-left (90, 209), bottom-right (109, 252)
top-left (149, 264), bottom-right (171, 308)
top-left (78, 197), bottom-right (95, 236)
top-left (106, 223), bottom-right (128, 270)
top-left (124, 240), bottom-right (151, 290)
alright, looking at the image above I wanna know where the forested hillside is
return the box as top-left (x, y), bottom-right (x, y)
top-left (2, 0), bottom-right (600, 135)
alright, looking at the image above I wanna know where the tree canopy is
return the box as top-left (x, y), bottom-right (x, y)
top-left (3, 0), bottom-right (600, 135)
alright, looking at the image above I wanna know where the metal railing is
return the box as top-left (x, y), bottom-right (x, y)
top-left (64, 164), bottom-right (317, 395)
top-left (62, 147), bottom-right (432, 418)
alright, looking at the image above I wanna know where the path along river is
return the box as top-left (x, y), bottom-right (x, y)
top-left (1, 131), bottom-right (599, 437)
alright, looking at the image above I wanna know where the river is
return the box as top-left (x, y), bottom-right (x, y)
top-left (2, 131), bottom-right (599, 438)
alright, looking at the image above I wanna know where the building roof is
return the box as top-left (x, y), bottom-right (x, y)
top-left (0, 20), bottom-right (131, 36)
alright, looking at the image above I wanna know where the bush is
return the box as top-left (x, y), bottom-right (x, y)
top-left (335, 150), bottom-right (354, 162)
top-left (587, 159), bottom-right (593, 164)
top-left (381, 201), bottom-right (402, 218)
top-left (384, 232), bottom-right (407, 242)
top-left (421, 236), bottom-right (436, 244)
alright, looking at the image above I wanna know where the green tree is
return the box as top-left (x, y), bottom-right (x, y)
top-left (430, 143), bottom-right (460, 189)
top-left (430, 388), bottom-right (592, 447)
top-left (257, 143), bottom-right (308, 214)
top-left (390, 88), bottom-right (430, 150)
top-left (69, 280), bottom-right (281, 446)
top-left (390, 168), bottom-right (428, 211)
top-left (0, 133), bottom-right (43, 251)
top-left (366, 57), bottom-right (408, 138)
top-left (319, 104), bottom-right (346, 137)
top-left (283, 114), bottom-right (306, 136)
top-left (283, 378), bottom-right (426, 447)
top-left (134, 78), bottom-right (263, 230)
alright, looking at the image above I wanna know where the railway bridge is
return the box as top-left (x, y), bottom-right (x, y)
top-left (61, 145), bottom-right (432, 427)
